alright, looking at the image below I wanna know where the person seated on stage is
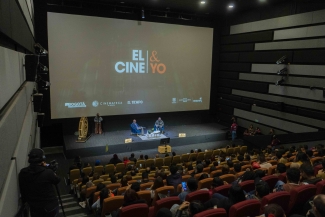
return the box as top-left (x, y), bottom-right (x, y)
top-left (154, 117), bottom-right (164, 132)
top-left (109, 154), bottom-right (122, 165)
top-left (130, 119), bottom-right (142, 134)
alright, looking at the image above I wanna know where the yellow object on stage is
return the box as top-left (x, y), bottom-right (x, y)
top-left (77, 117), bottom-right (91, 142)
top-left (158, 145), bottom-right (171, 154)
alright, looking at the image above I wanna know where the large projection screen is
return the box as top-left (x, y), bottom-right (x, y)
top-left (47, 12), bottom-right (213, 119)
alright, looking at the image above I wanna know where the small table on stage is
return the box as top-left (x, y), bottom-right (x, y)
top-left (147, 130), bottom-right (161, 138)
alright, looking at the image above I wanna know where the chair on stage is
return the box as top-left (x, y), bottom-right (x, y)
top-left (130, 124), bottom-right (141, 135)
top-left (154, 125), bottom-right (164, 133)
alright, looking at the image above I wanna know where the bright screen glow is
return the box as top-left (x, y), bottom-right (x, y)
top-left (47, 12), bottom-right (213, 119)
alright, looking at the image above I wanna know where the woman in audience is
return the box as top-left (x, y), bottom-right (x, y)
top-left (264, 204), bottom-right (285, 217)
top-left (123, 156), bottom-right (130, 166)
top-left (88, 183), bottom-right (106, 208)
top-left (243, 129), bottom-right (250, 136)
top-left (149, 176), bottom-right (164, 199)
top-left (258, 155), bottom-right (272, 169)
top-left (172, 200), bottom-right (205, 217)
top-left (92, 188), bottom-right (114, 215)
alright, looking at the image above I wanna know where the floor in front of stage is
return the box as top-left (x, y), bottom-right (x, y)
top-left (63, 123), bottom-right (229, 158)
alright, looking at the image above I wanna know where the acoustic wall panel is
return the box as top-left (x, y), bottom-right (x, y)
top-left (237, 117), bottom-right (287, 135)
top-left (239, 73), bottom-right (325, 87)
top-left (232, 89), bottom-right (325, 112)
top-left (219, 63), bottom-right (251, 72)
top-left (251, 64), bottom-right (325, 77)
top-left (255, 38), bottom-right (325, 50)
top-left (221, 31), bottom-right (273, 44)
top-left (293, 50), bottom-right (325, 64)
top-left (230, 9), bottom-right (325, 35)
top-left (251, 106), bottom-right (325, 128)
top-left (274, 25), bottom-right (325, 40)
top-left (234, 109), bottom-right (317, 133)
top-left (221, 44), bottom-right (255, 52)
top-left (219, 79), bottom-right (269, 93)
top-left (219, 71), bottom-right (239, 80)
top-left (269, 85), bottom-right (325, 102)
top-left (239, 51), bottom-right (293, 63)
top-left (220, 53), bottom-right (239, 62)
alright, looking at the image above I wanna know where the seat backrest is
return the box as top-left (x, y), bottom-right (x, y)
top-left (234, 147), bottom-right (240, 155)
top-left (197, 152), bottom-right (205, 161)
top-left (86, 186), bottom-right (97, 198)
top-left (182, 175), bottom-right (191, 182)
top-left (262, 175), bottom-right (279, 190)
top-left (185, 190), bottom-right (210, 203)
top-left (100, 175), bottom-right (110, 180)
top-left (213, 184), bottom-right (232, 197)
top-left (205, 151), bottom-right (213, 159)
top-left (194, 173), bottom-right (204, 180)
top-left (198, 178), bottom-right (213, 190)
top-left (145, 159), bottom-right (155, 168)
top-left (83, 167), bottom-right (92, 176)
top-left (153, 186), bottom-right (175, 204)
top-left (314, 164), bottom-right (323, 176)
top-left (268, 165), bottom-right (277, 175)
top-left (210, 170), bottom-right (222, 178)
top-left (70, 169), bottom-right (80, 183)
top-left (285, 162), bottom-right (291, 169)
top-left (261, 191), bottom-right (290, 214)
top-left (212, 150), bottom-right (221, 156)
top-left (155, 158), bottom-right (164, 168)
top-left (172, 155), bottom-right (181, 164)
top-left (188, 153), bottom-right (197, 161)
top-left (107, 183), bottom-right (121, 191)
top-left (239, 180), bottom-right (255, 193)
top-left (133, 176), bottom-right (142, 180)
top-left (137, 190), bottom-right (151, 205)
top-left (105, 164), bottom-right (115, 174)
top-left (226, 148), bottom-right (234, 156)
top-left (94, 166), bottom-right (104, 174)
top-left (119, 203), bottom-right (149, 217)
top-left (101, 196), bottom-right (124, 217)
top-left (288, 184), bottom-right (317, 214)
top-left (220, 174), bottom-right (236, 183)
top-left (136, 160), bottom-right (146, 168)
top-left (239, 146), bottom-right (247, 155)
top-left (155, 196), bottom-right (180, 215)
top-left (93, 179), bottom-right (104, 186)
top-left (236, 171), bottom-right (245, 178)
top-left (181, 154), bottom-right (190, 162)
top-left (229, 199), bottom-right (261, 217)
top-left (278, 172), bottom-right (287, 183)
top-left (115, 163), bottom-right (125, 173)
top-left (117, 186), bottom-right (128, 195)
top-left (126, 161), bottom-right (134, 167)
top-left (316, 179), bottom-right (325, 194)
top-left (203, 167), bottom-right (210, 173)
top-left (267, 160), bottom-right (278, 166)
top-left (241, 165), bottom-right (251, 171)
top-left (164, 156), bottom-right (172, 166)
top-left (193, 208), bottom-right (227, 217)
top-left (140, 182), bottom-right (152, 190)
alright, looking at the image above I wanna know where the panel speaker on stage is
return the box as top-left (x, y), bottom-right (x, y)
top-left (94, 113), bottom-right (103, 134)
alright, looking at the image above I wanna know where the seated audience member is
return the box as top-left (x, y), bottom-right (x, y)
top-left (213, 161), bottom-right (219, 167)
top-left (110, 176), bottom-right (117, 184)
top-left (172, 151), bottom-right (176, 157)
top-left (171, 200), bottom-right (205, 217)
top-left (165, 153), bottom-right (169, 157)
top-left (246, 179), bottom-right (270, 201)
top-left (123, 157), bottom-right (130, 166)
top-left (130, 182), bottom-right (140, 192)
top-left (300, 163), bottom-right (322, 184)
top-left (274, 163), bottom-right (286, 176)
top-left (237, 155), bottom-right (245, 166)
top-left (129, 153), bottom-right (137, 163)
top-left (88, 183), bottom-right (106, 208)
top-left (255, 169), bottom-right (266, 179)
top-left (234, 163), bottom-right (242, 178)
top-left (109, 154), bottom-right (122, 165)
top-left (317, 160), bottom-right (325, 179)
top-left (111, 189), bottom-right (146, 217)
top-left (130, 171), bottom-right (136, 176)
top-left (248, 125), bottom-right (254, 135)
top-left (254, 127), bottom-right (262, 135)
top-left (245, 154), bottom-right (251, 162)
top-left (198, 173), bottom-right (209, 181)
top-left (92, 188), bottom-right (114, 214)
top-left (237, 170), bottom-right (255, 183)
top-left (296, 152), bottom-right (310, 165)
top-left (149, 176), bottom-right (164, 199)
top-left (210, 166), bottom-right (216, 173)
top-left (205, 159), bottom-right (211, 167)
top-left (178, 178), bottom-right (198, 202)
top-left (306, 150), bottom-right (314, 159)
top-left (221, 165), bottom-right (230, 175)
top-left (209, 177), bottom-right (224, 196)
top-left (144, 155), bottom-right (149, 160)
top-left (269, 128), bottom-right (275, 135)
top-left (264, 204), bottom-right (286, 217)
top-left (270, 135), bottom-right (280, 150)
top-left (277, 152), bottom-right (288, 164)
top-left (227, 160), bottom-right (234, 169)
top-left (274, 168), bottom-right (301, 192)
top-left (191, 164), bottom-right (204, 177)
top-left (290, 162), bottom-right (301, 169)
top-left (138, 154), bottom-right (144, 161)
top-left (141, 172), bottom-right (149, 183)
top-left (258, 155), bottom-right (272, 169)
top-left (95, 160), bottom-right (101, 166)
top-left (166, 165), bottom-right (182, 190)
top-left (156, 208), bottom-right (172, 217)
top-left (93, 173), bottom-right (100, 181)
top-left (243, 129), bottom-right (250, 136)
top-left (69, 156), bottom-right (82, 175)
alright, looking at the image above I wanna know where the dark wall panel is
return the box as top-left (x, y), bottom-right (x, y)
top-left (218, 87), bottom-right (232, 94)
top-left (0, 0), bottom-right (11, 37)
top-left (218, 104), bottom-right (234, 115)
top-left (218, 98), bottom-right (251, 111)
top-left (219, 63), bottom-right (251, 72)
top-left (293, 50), bottom-right (325, 64)
top-left (219, 71), bottom-right (239, 80)
top-left (221, 43), bottom-right (254, 52)
top-left (220, 53), bottom-right (239, 62)
top-left (221, 31), bottom-right (273, 44)
top-left (218, 93), bottom-right (242, 102)
top-left (218, 79), bottom-right (269, 93)
top-left (297, 108), bottom-right (325, 121)
top-left (239, 51), bottom-right (293, 63)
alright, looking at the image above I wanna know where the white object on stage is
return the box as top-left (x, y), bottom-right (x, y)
top-left (146, 130), bottom-right (161, 138)
top-left (138, 133), bottom-right (167, 141)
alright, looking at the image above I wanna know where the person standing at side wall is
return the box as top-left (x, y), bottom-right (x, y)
top-left (230, 120), bottom-right (238, 142)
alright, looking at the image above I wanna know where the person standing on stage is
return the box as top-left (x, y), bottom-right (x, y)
top-left (94, 113), bottom-right (103, 134)
top-left (154, 117), bottom-right (164, 132)
top-left (230, 120), bottom-right (238, 142)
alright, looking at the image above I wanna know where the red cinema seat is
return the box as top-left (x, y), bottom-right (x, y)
top-left (213, 184), bottom-right (231, 197)
top-left (185, 190), bottom-right (210, 203)
top-left (314, 164), bottom-right (323, 176)
top-left (193, 208), bottom-right (227, 217)
top-left (239, 180), bottom-right (255, 193)
top-left (260, 191), bottom-right (290, 214)
top-left (154, 196), bottom-right (180, 216)
top-left (229, 200), bottom-right (261, 217)
top-left (288, 185), bottom-right (317, 214)
top-left (262, 175), bottom-right (279, 190)
top-left (119, 203), bottom-right (149, 217)
top-left (316, 180), bottom-right (325, 194)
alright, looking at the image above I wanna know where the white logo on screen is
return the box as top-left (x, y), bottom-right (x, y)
top-left (193, 97), bottom-right (202, 103)
top-left (65, 102), bottom-right (86, 108)
top-left (92, 101), bottom-right (99, 107)
top-left (172, 98), bottom-right (177, 104)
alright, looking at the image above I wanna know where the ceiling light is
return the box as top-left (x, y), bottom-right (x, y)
top-left (200, 1), bottom-right (206, 4)
top-left (228, 5), bottom-right (234, 8)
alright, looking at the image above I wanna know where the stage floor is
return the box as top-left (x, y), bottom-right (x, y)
top-left (63, 123), bottom-right (228, 158)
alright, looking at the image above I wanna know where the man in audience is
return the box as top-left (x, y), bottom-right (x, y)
top-left (233, 163), bottom-right (242, 178)
top-left (129, 153), bottom-right (137, 163)
top-left (178, 177), bottom-right (198, 202)
top-left (237, 155), bottom-right (245, 166)
top-left (274, 163), bottom-right (286, 176)
top-left (131, 182), bottom-right (141, 192)
top-left (276, 152), bottom-right (288, 164)
top-left (227, 160), bottom-right (234, 169)
top-left (246, 179), bottom-right (270, 201)
top-left (300, 163), bottom-right (322, 184)
top-left (141, 171), bottom-right (150, 183)
top-left (166, 165), bottom-right (182, 190)
top-left (259, 155), bottom-right (272, 169)
top-left (274, 168), bottom-right (301, 192)
top-left (191, 164), bottom-right (203, 177)
top-left (310, 194), bottom-right (325, 217)
top-left (109, 154), bottom-right (122, 165)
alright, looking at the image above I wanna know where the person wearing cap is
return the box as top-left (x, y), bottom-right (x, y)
top-left (19, 148), bottom-right (61, 217)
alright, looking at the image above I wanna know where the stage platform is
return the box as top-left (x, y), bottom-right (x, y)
top-left (63, 123), bottom-right (228, 158)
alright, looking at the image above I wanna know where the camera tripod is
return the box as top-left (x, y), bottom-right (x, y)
top-left (55, 184), bottom-right (66, 217)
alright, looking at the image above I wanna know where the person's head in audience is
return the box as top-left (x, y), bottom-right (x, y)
top-left (99, 188), bottom-right (111, 210)
top-left (234, 163), bottom-right (241, 173)
top-left (113, 154), bottom-right (119, 159)
top-left (121, 177), bottom-right (128, 187)
top-left (152, 176), bottom-right (164, 190)
top-left (276, 163), bottom-right (286, 174)
top-left (172, 152), bottom-right (176, 157)
top-left (95, 160), bottom-right (101, 166)
top-left (199, 173), bottom-right (209, 181)
top-left (82, 176), bottom-right (89, 185)
top-left (306, 150), bottom-right (313, 158)
top-left (201, 162), bottom-right (206, 168)
top-left (304, 144), bottom-right (309, 151)
top-left (286, 168), bottom-right (300, 184)
top-left (300, 163), bottom-right (316, 180)
top-left (165, 153), bottom-right (169, 157)
top-left (245, 155), bottom-right (251, 161)
top-left (177, 165), bottom-right (183, 175)
top-left (125, 175), bottom-right (132, 181)
top-left (237, 155), bottom-right (244, 162)
top-left (190, 150), bottom-right (194, 153)
top-left (287, 152), bottom-right (292, 159)
top-left (139, 154), bottom-right (144, 160)
top-left (187, 177), bottom-right (198, 192)
top-left (156, 208), bottom-right (172, 217)
top-left (222, 165), bottom-right (230, 175)
top-left (117, 173), bottom-right (123, 180)
top-left (255, 170), bottom-right (265, 179)
top-left (255, 180), bottom-right (270, 199)
top-left (196, 164), bottom-right (204, 173)
top-left (188, 165), bottom-right (193, 171)
top-left (145, 155), bottom-right (148, 160)
top-left (131, 171), bottom-right (136, 176)
top-left (264, 204), bottom-right (285, 217)
top-left (188, 201), bottom-right (205, 217)
top-left (227, 160), bottom-right (234, 168)
top-left (205, 159), bottom-right (211, 166)
top-left (276, 152), bottom-right (283, 161)
top-left (131, 182), bottom-right (140, 192)
top-left (210, 166), bottom-right (216, 173)
top-left (241, 171), bottom-right (255, 182)
top-left (127, 165), bottom-right (132, 171)
top-left (169, 164), bottom-right (178, 175)
top-left (93, 173), bottom-right (99, 181)
top-left (213, 161), bottom-right (218, 167)
top-left (96, 183), bottom-right (106, 191)
top-left (258, 154), bottom-right (266, 163)
top-left (296, 152), bottom-right (309, 163)
top-left (228, 183), bottom-right (246, 204)
top-left (198, 149), bottom-right (202, 153)
top-left (290, 162), bottom-right (300, 169)
top-left (110, 176), bottom-right (117, 183)
top-left (312, 194), bottom-right (325, 217)
top-left (196, 160), bottom-right (202, 165)
top-left (123, 189), bottom-right (140, 204)
top-left (211, 177), bottom-right (224, 188)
